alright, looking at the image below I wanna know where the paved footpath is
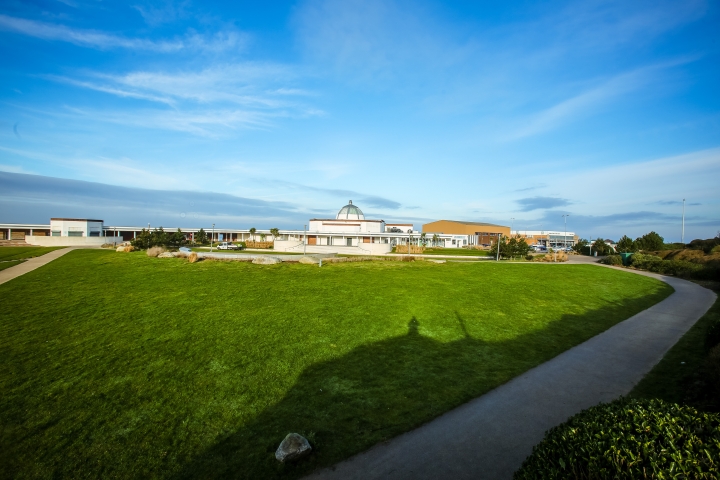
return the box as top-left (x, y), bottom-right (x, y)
top-left (307, 265), bottom-right (716, 480)
top-left (0, 247), bottom-right (77, 286)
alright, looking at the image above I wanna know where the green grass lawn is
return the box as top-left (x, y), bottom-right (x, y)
top-left (630, 282), bottom-right (719, 410)
top-left (0, 260), bottom-right (23, 271)
top-left (191, 247), bottom-right (300, 255)
top-left (0, 246), bottom-right (64, 261)
top-left (406, 247), bottom-right (491, 256)
top-left (0, 250), bottom-right (672, 479)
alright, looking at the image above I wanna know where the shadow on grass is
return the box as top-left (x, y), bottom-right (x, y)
top-left (175, 294), bottom-right (669, 480)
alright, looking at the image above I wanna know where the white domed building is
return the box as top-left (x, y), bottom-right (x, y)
top-left (271, 200), bottom-right (415, 254)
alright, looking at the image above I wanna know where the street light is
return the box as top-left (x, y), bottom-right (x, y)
top-left (562, 214), bottom-right (570, 251)
top-left (510, 217), bottom-right (515, 235)
top-left (211, 223), bottom-right (215, 252)
top-left (682, 199), bottom-right (686, 244)
top-left (303, 224), bottom-right (307, 256)
top-left (147, 223), bottom-right (150, 250)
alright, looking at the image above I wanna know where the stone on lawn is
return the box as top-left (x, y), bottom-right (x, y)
top-left (275, 433), bottom-right (312, 463)
top-left (299, 256), bottom-right (320, 264)
top-left (252, 256), bottom-right (281, 265)
top-left (158, 252), bottom-right (175, 258)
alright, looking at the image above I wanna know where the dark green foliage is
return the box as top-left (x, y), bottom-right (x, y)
top-left (689, 235), bottom-right (720, 254)
top-left (629, 253), bottom-right (663, 268)
top-left (572, 238), bottom-right (589, 254)
top-left (600, 254), bottom-right (622, 265)
top-left (129, 227), bottom-right (171, 249)
top-left (130, 228), bottom-right (152, 249)
top-left (514, 398), bottom-right (720, 479)
top-left (168, 228), bottom-right (187, 248)
top-left (707, 317), bottom-right (720, 351)
top-left (616, 235), bottom-right (637, 253)
top-left (635, 231), bottom-right (665, 251)
top-left (488, 235), bottom-right (530, 259)
top-left (592, 238), bottom-right (612, 256)
top-left (196, 228), bottom-right (208, 245)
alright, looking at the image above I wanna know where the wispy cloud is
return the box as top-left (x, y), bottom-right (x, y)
top-left (517, 196), bottom-right (572, 212)
top-left (262, 179), bottom-right (402, 210)
top-left (0, 14), bottom-right (246, 52)
top-left (38, 63), bottom-right (323, 135)
top-left (502, 59), bottom-right (696, 140)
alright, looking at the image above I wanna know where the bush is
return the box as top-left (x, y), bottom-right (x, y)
top-left (600, 254), bottom-right (622, 265)
top-left (629, 253), bottom-right (662, 269)
top-left (514, 398), bottom-right (720, 479)
top-left (707, 317), bottom-right (720, 351)
top-left (147, 246), bottom-right (166, 257)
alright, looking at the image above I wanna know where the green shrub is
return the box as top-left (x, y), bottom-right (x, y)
top-left (514, 398), bottom-right (720, 479)
top-left (707, 317), bottom-right (720, 351)
top-left (600, 254), bottom-right (622, 265)
top-left (629, 253), bottom-right (662, 269)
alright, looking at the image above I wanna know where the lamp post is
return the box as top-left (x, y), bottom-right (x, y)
top-left (304, 225), bottom-right (307, 256)
top-left (510, 217), bottom-right (515, 235)
top-left (211, 223), bottom-right (215, 252)
top-left (562, 214), bottom-right (570, 251)
top-left (682, 198), bottom-right (685, 244)
top-left (147, 223), bottom-right (150, 250)
top-left (496, 234), bottom-right (501, 261)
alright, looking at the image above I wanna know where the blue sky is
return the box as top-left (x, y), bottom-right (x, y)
top-left (0, 0), bottom-right (718, 240)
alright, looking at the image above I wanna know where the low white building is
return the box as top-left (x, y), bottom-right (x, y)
top-left (50, 218), bottom-right (105, 237)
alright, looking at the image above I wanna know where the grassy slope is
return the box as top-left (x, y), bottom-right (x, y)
top-left (0, 246), bottom-right (64, 261)
top-left (0, 250), bottom-right (672, 479)
top-left (630, 282), bottom-right (719, 408)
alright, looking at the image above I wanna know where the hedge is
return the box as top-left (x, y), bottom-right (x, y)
top-left (514, 398), bottom-right (720, 479)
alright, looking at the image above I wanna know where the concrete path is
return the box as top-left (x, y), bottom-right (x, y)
top-left (0, 247), bottom-right (76, 286)
top-left (307, 268), bottom-right (716, 480)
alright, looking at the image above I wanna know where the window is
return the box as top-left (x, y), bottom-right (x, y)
top-left (68, 231), bottom-right (83, 237)
top-left (346, 238), bottom-right (352, 246)
top-left (51, 231), bottom-right (61, 237)
top-left (89, 231), bottom-right (100, 237)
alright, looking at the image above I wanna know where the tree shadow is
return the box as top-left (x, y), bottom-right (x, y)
top-left (174, 293), bottom-right (669, 479)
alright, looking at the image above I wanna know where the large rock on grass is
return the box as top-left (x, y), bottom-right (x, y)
top-left (252, 256), bottom-right (281, 265)
top-left (158, 252), bottom-right (175, 258)
top-left (275, 433), bottom-right (312, 463)
top-left (299, 256), bottom-right (320, 264)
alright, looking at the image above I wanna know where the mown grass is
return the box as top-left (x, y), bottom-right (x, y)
top-left (0, 260), bottom-right (23, 271)
top-left (0, 246), bottom-right (64, 261)
top-left (0, 250), bottom-right (672, 479)
top-left (406, 248), bottom-right (491, 256)
top-left (630, 282), bottom-right (719, 410)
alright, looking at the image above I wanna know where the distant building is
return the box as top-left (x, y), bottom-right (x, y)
top-left (512, 230), bottom-right (578, 248)
top-left (422, 220), bottom-right (510, 247)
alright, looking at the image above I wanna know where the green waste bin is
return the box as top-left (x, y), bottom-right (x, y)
top-left (620, 252), bottom-right (634, 266)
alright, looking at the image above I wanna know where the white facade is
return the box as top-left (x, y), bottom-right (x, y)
top-left (50, 218), bottom-right (105, 237)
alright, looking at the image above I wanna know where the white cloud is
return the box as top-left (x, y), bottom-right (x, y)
top-left (0, 14), bottom-right (246, 52)
top-left (501, 58), bottom-right (697, 140)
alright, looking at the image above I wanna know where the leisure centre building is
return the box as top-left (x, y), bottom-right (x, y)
top-left (0, 201), bottom-right (575, 254)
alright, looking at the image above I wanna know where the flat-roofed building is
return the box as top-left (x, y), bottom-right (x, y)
top-left (512, 230), bottom-right (578, 248)
top-left (422, 220), bottom-right (510, 247)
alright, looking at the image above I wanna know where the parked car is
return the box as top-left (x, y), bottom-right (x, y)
top-left (179, 247), bottom-right (192, 253)
top-left (217, 242), bottom-right (240, 250)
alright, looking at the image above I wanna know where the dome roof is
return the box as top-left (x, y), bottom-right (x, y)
top-left (336, 200), bottom-right (365, 220)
